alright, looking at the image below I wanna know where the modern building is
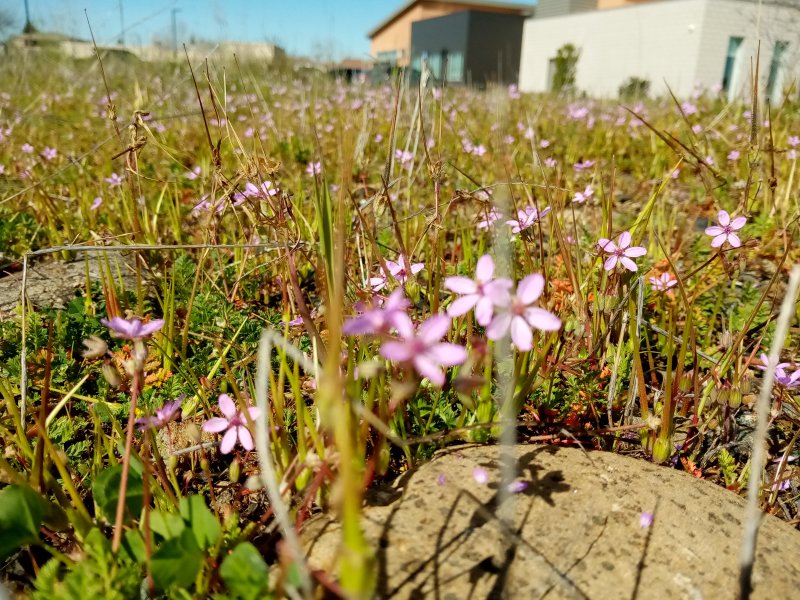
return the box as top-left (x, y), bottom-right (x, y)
top-left (410, 10), bottom-right (526, 85)
top-left (518, 0), bottom-right (800, 99)
top-left (369, 0), bottom-right (532, 67)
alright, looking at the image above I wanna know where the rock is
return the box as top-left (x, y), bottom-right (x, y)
top-left (0, 254), bottom-right (139, 319)
top-left (301, 444), bottom-right (800, 599)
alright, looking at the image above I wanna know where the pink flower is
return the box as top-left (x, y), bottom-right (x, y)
top-left (41, 147), bottom-right (57, 160)
top-left (343, 288), bottom-right (410, 335)
top-left (486, 274), bottom-right (561, 351)
top-left (202, 394), bottom-right (261, 454)
top-left (639, 511), bottom-right (654, 528)
top-left (573, 159), bottom-right (595, 172)
top-left (395, 149), bottom-right (413, 165)
top-left (727, 150), bottom-right (740, 161)
top-left (21, 143), bottom-right (33, 154)
top-left (755, 353), bottom-right (800, 388)
top-left (572, 185), bottom-right (594, 204)
top-left (598, 231), bottom-right (647, 271)
top-left (477, 208), bottom-right (502, 229)
top-left (705, 210), bottom-right (746, 248)
top-left (100, 316), bottom-right (164, 340)
top-left (90, 196), bottom-right (103, 211)
top-left (649, 272), bottom-right (678, 292)
top-left (471, 144), bottom-right (487, 157)
top-left (506, 206), bottom-right (551, 234)
top-left (136, 397), bottom-right (183, 431)
top-left (305, 161), bottom-right (321, 176)
top-left (105, 172), bottom-right (123, 187)
top-left (384, 254), bottom-right (425, 286)
top-left (473, 467), bottom-right (489, 485)
top-left (444, 255), bottom-right (512, 326)
top-left (380, 314), bottom-right (467, 387)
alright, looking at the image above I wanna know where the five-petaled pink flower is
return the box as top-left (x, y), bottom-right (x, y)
top-left (649, 272), bottom-right (678, 292)
top-left (572, 185), bottom-right (594, 204)
top-left (105, 172), bottom-right (123, 186)
top-left (598, 231), bottom-right (647, 271)
top-left (372, 254), bottom-right (425, 291)
top-left (477, 208), bottom-right (502, 229)
top-left (380, 313), bottom-right (467, 387)
top-left (755, 353), bottom-right (800, 388)
top-left (101, 316), bottom-right (164, 340)
top-left (444, 255), bottom-right (512, 326)
top-left (343, 288), bottom-right (410, 336)
top-left (306, 161), bottom-right (321, 176)
top-left (136, 397), bottom-right (183, 431)
top-left (705, 210), bottom-right (746, 248)
top-left (506, 206), bottom-right (551, 234)
top-left (486, 274), bottom-right (561, 351)
top-left (202, 394), bottom-right (261, 454)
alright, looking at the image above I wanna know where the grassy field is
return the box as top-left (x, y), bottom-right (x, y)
top-left (0, 50), bottom-right (798, 598)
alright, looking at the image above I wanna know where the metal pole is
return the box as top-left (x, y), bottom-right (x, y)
top-left (23, 0), bottom-right (33, 32)
top-left (171, 8), bottom-right (180, 59)
top-left (118, 0), bottom-right (124, 45)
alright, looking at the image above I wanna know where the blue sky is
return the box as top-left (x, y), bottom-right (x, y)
top-left (1, 0), bottom-right (405, 59)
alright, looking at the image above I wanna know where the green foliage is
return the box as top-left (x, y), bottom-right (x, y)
top-left (551, 43), bottom-right (580, 93)
top-left (0, 485), bottom-right (47, 560)
top-left (92, 465), bottom-right (144, 522)
top-left (150, 528), bottom-right (204, 591)
top-left (619, 76), bottom-right (650, 100)
top-left (219, 543), bottom-right (272, 600)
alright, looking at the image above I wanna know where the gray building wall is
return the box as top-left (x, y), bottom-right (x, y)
top-left (535, 0), bottom-right (599, 18)
top-left (411, 10), bottom-right (525, 86)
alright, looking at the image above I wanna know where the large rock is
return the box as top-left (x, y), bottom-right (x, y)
top-left (301, 444), bottom-right (800, 599)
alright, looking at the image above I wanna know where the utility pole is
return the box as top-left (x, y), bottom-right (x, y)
top-left (22, 0), bottom-right (36, 34)
top-left (118, 0), bottom-right (124, 45)
top-left (171, 8), bottom-right (180, 59)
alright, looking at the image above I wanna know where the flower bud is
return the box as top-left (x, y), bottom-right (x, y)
top-left (229, 458), bottom-right (241, 483)
top-left (102, 363), bottom-right (122, 388)
top-left (82, 336), bottom-right (108, 359)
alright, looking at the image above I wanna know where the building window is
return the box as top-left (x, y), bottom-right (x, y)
top-left (721, 36), bottom-right (743, 94)
top-left (377, 50), bottom-right (401, 64)
top-left (546, 58), bottom-right (557, 91)
top-left (766, 41), bottom-right (788, 100)
top-left (428, 53), bottom-right (441, 79)
top-left (447, 52), bottom-right (464, 82)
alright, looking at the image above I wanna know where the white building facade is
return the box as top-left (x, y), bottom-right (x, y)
top-left (519, 0), bottom-right (800, 99)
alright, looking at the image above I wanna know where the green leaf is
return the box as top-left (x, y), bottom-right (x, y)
top-left (92, 465), bottom-right (144, 522)
top-left (150, 528), bottom-right (203, 591)
top-left (122, 529), bottom-right (146, 563)
top-left (0, 485), bottom-right (45, 560)
top-left (149, 510), bottom-right (185, 541)
top-left (179, 495), bottom-right (221, 550)
top-left (219, 543), bottom-right (270, 600)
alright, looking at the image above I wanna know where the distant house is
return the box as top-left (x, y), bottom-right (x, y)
top-left (369, 0), bottom-right (532, 68)
top-left (519, 0), bottom-right (800, 99)
top-left (410, 10), bottom-right (527, 85)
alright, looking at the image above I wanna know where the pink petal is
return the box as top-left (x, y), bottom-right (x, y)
top-left (392, 312), bottom-right (415, 339)
top-left (617, 231), bottom-right (631, 249)
top-left (410, 262), bottom-right (425, 275)
top-left (475, 255), bottom-right (494, 282)
top-left (730, 216), bottom-right (747, 230)
top-left (139, 320), bottom-right (165, 336)
top-left (718, 210), bottom-right (730, 226)
top-left (510, 316), bottom-right (533, 351)
top-left (218, 394), bottom-right (237, 419)
top-left (711, 234), bottom-right (726, 248)
top-left (381, 340), bottom-right (414, 362)
top-left (597, 238), bottom-right (615, 252)
top-left (220, 428), bottom-right (238, 454)
top-left (524, 307), bottom-right (562, 331)
top-left (418, 314), bottom-right (450, 344)
top-left (486, 312), bottom-right (512, 340)
top-left (727, 233), bottom-right (741, 248)
top-left (247, 407), bottom-right (261, 420)
top-left (426, 343), bottom-right (468, 366)
top-left (624, 246), bottom-right (647, 258)
top-left (237, 426), bottom-right (254, 451)
top-left (202, 417), bottom-right (230, 433)
top-left (485, 279), bottom-right (513, 305)
top-left (516, 274), bottom-right (544, 305)
top-left (620, 257), bottom-right (639, 271)
top-left (413, 355), bottom-right (445, 386)
top-left (445, 276), bottom-right (478, 294)
top-left (447, 295), bottom-right (479, 318)
top-left (474, 296), bottom-right (495, 326)
top-left (705, 226), bottom-right (724, 236)
top-left (604, 255), bottom-right (618, 271)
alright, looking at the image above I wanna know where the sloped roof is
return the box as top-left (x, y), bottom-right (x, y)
top-left (368, 0), bottom-right (533, 38)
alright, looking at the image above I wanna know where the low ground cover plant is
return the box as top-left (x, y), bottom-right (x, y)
top-left (0, 52), bottom-right (798, 598)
